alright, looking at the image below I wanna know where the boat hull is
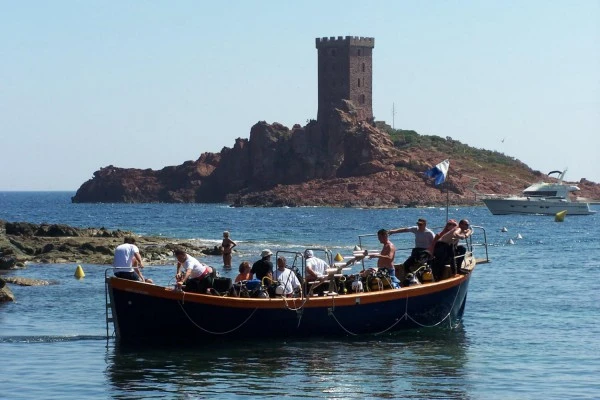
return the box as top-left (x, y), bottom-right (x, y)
top-left (107, 274), bottom-right (472, 344)
top-left (482, 198), bottom-right (595, 215)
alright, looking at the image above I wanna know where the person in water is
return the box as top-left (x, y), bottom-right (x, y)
top-left (221, 231), bottom-right (237, 268)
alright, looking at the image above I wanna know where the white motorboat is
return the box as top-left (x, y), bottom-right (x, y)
top-left (482, 170), bottom-right (596, 215)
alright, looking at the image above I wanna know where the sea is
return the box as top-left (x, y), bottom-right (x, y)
top-left (1, 191), bottom-right (599, 400)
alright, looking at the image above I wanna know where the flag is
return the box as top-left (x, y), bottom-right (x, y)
top-left (424, 159), bottom-right (449, 185)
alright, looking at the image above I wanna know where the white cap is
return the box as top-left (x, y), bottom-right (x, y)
top-left (261, 249), bottom-right (273, 258)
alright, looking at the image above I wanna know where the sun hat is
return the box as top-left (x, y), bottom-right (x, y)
top-left (261, 249), bottom-right (273, 258)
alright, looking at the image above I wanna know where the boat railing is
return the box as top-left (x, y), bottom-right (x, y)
top-left (467, 225), bottom-right (490, 264)
top-left (359, 226), bottom-right (490, 267)
top-left (274, 248), bottom-right (333, 299)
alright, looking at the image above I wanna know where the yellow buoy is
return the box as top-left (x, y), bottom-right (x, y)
top-left (334, 253), bottom-right (344, 262)
top-left (74, 265), bottom-right (85, 279)
top-left (555, 210), bottom-right (567, 222)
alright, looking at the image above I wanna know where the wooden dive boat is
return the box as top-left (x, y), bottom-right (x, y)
top-left (105, 229), bottom-right (487, 344)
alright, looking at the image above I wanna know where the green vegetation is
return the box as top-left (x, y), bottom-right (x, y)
top-left (375, 122), bottom-right (533, 171)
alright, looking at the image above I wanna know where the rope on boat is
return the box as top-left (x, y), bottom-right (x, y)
top-left (328, 280), bottom-right (465, 335)
top-left (403, 280), bottom-right (464, 329)
top-left (177, 300), bottom-right (259, 335)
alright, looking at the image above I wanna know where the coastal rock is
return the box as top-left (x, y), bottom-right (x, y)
top-left (0, 255), bottom-right (17, 270)
top-left (2, 276), bottom-right (52, 286)
top-left (0, 221), bottom-right (212, 266)
top-left (0, 279), bottom-right (15, 302)
top-left (71, 105), bottom-right (600, 206)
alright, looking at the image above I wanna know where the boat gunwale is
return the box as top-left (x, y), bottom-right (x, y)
top-left (107, 271), bottom-right (473, 309)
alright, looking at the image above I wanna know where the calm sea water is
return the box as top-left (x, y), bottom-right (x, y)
top-left (1, 192), bottom-right (599, 399)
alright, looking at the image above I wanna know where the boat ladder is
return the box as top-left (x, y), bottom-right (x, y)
top-left (104, 269), bottom-right (116, 339)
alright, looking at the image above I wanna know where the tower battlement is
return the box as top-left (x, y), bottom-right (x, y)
top-left (315, 36), bottom-right (375, 48)
top-left (315, 36), bottom-right (374, 124)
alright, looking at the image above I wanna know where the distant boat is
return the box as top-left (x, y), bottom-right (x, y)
top-left (482, 170), bottom-right (596, 216)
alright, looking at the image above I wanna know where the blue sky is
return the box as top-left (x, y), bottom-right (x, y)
top-left (1, 1), bottom-right (598, 190)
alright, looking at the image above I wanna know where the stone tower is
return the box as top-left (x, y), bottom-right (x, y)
top-left (315, 36), bottom-right (375, 124)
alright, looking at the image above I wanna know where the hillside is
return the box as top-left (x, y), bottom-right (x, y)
top-left (72, 102), bottom-right (600, 207)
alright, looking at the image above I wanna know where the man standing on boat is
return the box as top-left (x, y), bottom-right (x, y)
top-left (389, 218), bottom-right (435, 274)
top-left (251, 249), bottom-right (274, 282)
top-left (113, 236), bottom-right (152, 283)
top-left (433, 219), bottom-right (472, 278)
top-left (304, 250), bottom-right (328, 282)
top-left (371, 229), bottom-right (400, 288)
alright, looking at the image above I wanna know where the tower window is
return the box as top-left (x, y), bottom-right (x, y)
top-left (331, 49), bottom-right (336, 57)
top-left (358, 78), bottom-right (361, 87)
top-left (358, 49), bottom-right (361, 56)
top-left (362, 63), bottom-right (365, 72)
top-left (360, 94), bottom-right (365, 104)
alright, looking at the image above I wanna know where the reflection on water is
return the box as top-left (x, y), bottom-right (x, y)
top-left (106, 328), bottom-right (470, 399)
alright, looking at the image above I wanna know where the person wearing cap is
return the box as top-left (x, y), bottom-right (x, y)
top-left (389, 218), bottom-right (435, 275)
top-left (221, 231), bottom-right (237, 269)
top-left (251, 249), bottom-right (274, 281)
top-left (174, 248), bottom-right (214, 293)
top-left (304, 249), bottom-right (329, 282)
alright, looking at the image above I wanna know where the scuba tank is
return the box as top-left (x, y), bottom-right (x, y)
top-left (420, 266), bottom-right (434, 283)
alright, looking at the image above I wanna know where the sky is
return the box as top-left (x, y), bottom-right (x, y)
top-left (1, 1), bottom-right (599, 190)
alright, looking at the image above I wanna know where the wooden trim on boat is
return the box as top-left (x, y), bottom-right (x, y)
top-left (108, 270), bottom-right (471, 310)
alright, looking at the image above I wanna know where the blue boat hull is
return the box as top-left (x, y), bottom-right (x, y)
top-left (107, 274), bottom-right (472, 344)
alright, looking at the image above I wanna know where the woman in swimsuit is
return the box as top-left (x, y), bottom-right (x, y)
top-left (221, 231), bottom-right (237, 268)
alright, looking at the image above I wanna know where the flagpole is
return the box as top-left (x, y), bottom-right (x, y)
top-left (445, 166), bottom-right (449, 221)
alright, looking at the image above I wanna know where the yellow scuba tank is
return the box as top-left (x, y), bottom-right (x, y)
top-left (421, 267), bottom-right (434, 283)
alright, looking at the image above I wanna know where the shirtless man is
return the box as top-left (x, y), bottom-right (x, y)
top-left (370, 229), bottom-right (400, 288)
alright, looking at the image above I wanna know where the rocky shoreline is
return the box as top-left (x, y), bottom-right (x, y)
top-left (0, 220), bottom-right (220, 302)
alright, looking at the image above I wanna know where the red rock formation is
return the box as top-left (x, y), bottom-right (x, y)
top-left (72, 104), bottom-right (600, 206)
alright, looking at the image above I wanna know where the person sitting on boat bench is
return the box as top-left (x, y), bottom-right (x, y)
top-left (274, 256), bottom-right (301, 297)
top-left (389, 218), bottom-right (434, 275)
top-left (235, 261), bottom-right (252, 283)
top-left (174, 248), bottom-right (214, 293)
top-left (304, 250), bottom-right (328, 282)
top-left (251, 249), bottom-right (274, 282)
top-left (370, 229), bottom-right (400, 288)
top-left (113, 236), bottom-right (152, 283)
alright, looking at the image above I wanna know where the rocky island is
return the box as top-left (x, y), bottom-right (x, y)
top-left (71, 35), bottom-right (600, 206)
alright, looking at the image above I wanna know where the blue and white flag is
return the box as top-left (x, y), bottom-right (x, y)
top-left (424, 159), bottom-right (449, 185)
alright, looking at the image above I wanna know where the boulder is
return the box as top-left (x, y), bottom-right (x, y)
top-left (0, 255), bottom-right (16, 270)
top-left (0, 280), bottom-right (15, 302)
